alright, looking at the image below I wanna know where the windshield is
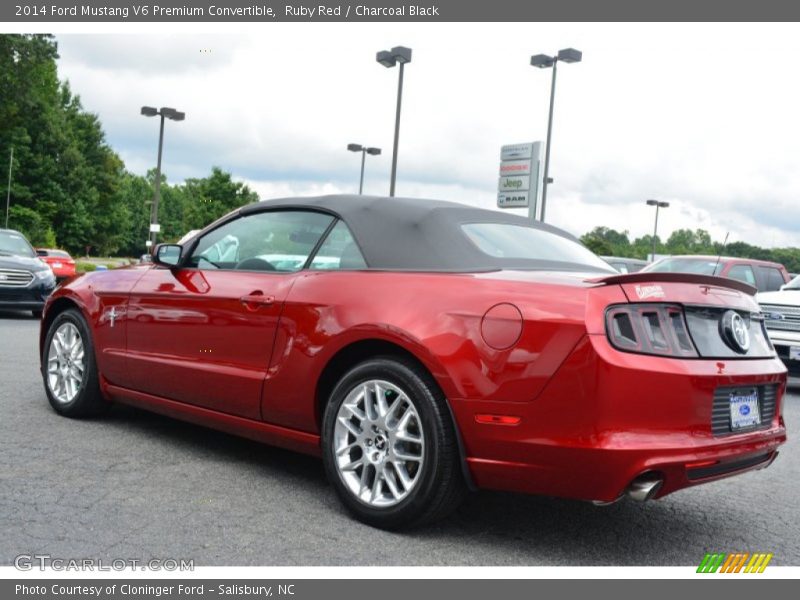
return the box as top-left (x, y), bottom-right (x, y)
top-left (461, 223), bottom-right (615, 272)
top-left (643, 257), bottom-right (723, 276)
top-left (0, 231), bottom-right (36, 258)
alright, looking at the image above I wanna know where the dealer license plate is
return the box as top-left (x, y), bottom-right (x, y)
top-left (52, 262), bottom-right (62, 268)
top-left (729, 389), bottom-right (760, 430)
top-left (790, 346), bottom-right (800, 361)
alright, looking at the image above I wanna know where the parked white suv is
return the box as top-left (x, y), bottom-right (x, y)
top-left (758, 274), bottom-right (800, 376)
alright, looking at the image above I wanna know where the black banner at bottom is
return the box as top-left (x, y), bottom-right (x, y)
top-left (2, 579), bottom-right (798, 600)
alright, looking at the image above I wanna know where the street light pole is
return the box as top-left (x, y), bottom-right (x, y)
top-left (347, 144), bottom-right (382, 194)
top-left (646, 199), bottom-right (670, 261)
top-left (141, 106), bottom-right (185, 248)
top-left (390, 61), bottom-right (405, 197)
top-left (541, 60), bottom-right (557, 222)
top-left (377, 46), bottom-right (412, 197)
top-left (530, 48), bottom-right (582, 222)
top-left (359, 149), bottom-right (366, 194)
top-left (151, 113), bottom-right (166, 247)
top-left (4, 146), bottom-right (12, 229)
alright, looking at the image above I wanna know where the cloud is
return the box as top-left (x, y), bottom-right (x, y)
top-left (54, 23), bottom-right (800, 248)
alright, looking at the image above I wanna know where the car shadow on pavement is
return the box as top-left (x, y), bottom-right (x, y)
top-left (99, 403), bottom-right (328, 484)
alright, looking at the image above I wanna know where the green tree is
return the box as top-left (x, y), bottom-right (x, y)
top-left (1, 35), bottom-right (126, 254)
top-left (6, 205), bottom-right (56, 247)
top-left (182, 166), bottom-right (259, 231)
top-left (0, 34), bottom-right (64, 229)
top-left (665, 228), bottom-right (713, 255)
top-left (580, 226), bottom-right (630, 256)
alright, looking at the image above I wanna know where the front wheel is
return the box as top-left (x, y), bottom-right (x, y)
top-left (42, 308), bottom-right (107, 417)
top-left (322, 357), bottom-right (465, 529)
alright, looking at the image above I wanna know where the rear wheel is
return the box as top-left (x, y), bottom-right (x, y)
top-left (322, 357), bottom-right (465, 529)
top-left (42, 308), bottom-right (106, 417)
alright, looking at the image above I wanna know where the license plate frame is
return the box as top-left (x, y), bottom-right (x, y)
top-left (729, 388), bottom-right (761, 431)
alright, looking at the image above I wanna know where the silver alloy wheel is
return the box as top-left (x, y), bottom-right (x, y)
top-left (46, 322), bottom-right (85, 404)
top-left (333, 379), bottom-right (425, 508)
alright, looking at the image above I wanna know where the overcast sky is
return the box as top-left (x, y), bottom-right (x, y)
top-left (52, 23), bottom-right (800, 247)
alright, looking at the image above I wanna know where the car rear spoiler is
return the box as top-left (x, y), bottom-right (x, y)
top-left (585, 271), bottom-right (757, 296)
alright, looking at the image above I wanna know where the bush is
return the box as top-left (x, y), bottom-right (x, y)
top-left (75, 262), bottom-right (96, 273)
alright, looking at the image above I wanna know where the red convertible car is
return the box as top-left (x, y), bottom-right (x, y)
top-left (40, 195), bottom-right (787, 528)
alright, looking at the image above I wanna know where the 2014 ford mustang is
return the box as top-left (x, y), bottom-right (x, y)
top-left (39, 195), bottom-right (787, 529)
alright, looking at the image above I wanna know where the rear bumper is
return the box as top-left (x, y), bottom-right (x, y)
top-left (451, 334), bottom-right (787, 503)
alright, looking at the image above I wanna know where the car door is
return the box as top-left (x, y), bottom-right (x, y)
top-left (124, 209), bottom-right (335, 420)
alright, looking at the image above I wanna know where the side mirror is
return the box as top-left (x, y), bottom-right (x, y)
top-left (36, 249), bottom-right (47, 257)
top-left (153, 244), bottom-right (182, 267)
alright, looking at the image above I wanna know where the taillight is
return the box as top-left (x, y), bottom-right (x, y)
top-left (606, 304), bottom-right (698, 357)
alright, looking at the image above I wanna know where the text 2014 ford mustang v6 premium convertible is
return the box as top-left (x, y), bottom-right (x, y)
top-left (40, 195), bottom-right (787, 528)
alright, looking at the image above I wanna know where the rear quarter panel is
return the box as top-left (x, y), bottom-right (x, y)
top-left (261, 270), bottom-right (611, 432)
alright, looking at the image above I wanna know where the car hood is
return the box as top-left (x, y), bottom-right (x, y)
top-left (0, 254), bottom-right (50, 272)
top-left (757, 289), bottom-right (800, 306)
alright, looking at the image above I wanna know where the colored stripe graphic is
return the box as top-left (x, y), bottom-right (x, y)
top-left (697, 554), bottom-right (712, 573)
top-left (733, 553), bottom-right (749, 573)
top-left (699, 552), bottom-right (773, 573)
top-left (720, 554), bottom-right (737, 573)
top-left (758, 554), bottom-right (773, 573)
top-left (697, 553), bottom-right (726, 573)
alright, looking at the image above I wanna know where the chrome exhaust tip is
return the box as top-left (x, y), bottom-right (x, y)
top-left (626, 474), bottom-right (663, 502)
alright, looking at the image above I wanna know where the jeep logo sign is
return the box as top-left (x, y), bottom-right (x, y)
top-left (498, 175), bottom-right (530, 192)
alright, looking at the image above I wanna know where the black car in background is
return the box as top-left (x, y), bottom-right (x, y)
top-left (0, 228), bottom-right (57, 318)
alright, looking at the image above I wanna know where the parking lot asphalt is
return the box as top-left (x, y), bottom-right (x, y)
top-left (1, 310), bottom-right (798, 566)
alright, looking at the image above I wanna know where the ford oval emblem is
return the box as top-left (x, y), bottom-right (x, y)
top-left (740, 405), bottom-right (750, 416)
top-left (720, 310), bottom-right (751, 354)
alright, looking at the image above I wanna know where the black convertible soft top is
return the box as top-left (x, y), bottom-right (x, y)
top-left (237, 194), bottom-right (610, 272)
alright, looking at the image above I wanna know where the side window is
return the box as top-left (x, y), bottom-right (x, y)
top-left (309, 220), bottom-right (367, 270)
top-left (188, 210), bottom-right (334, 272)
top-left (727, 264), bottom-right (756, 286)
top-left (760, 267), bottom-right (786, 292)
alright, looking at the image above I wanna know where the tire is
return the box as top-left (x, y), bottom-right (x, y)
top-left (31, 310), bottom-right (42, 319)
top-left (42, 308), bottom-right (107, 417)
top-left (322, 356), bottom-right (465, 529)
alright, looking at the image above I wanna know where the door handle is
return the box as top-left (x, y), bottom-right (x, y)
top-left (240, 292), bottom-right (275, 308)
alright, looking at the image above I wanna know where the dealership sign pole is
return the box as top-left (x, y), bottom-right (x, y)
top-left (497, 142), bottom-right (541, 222)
